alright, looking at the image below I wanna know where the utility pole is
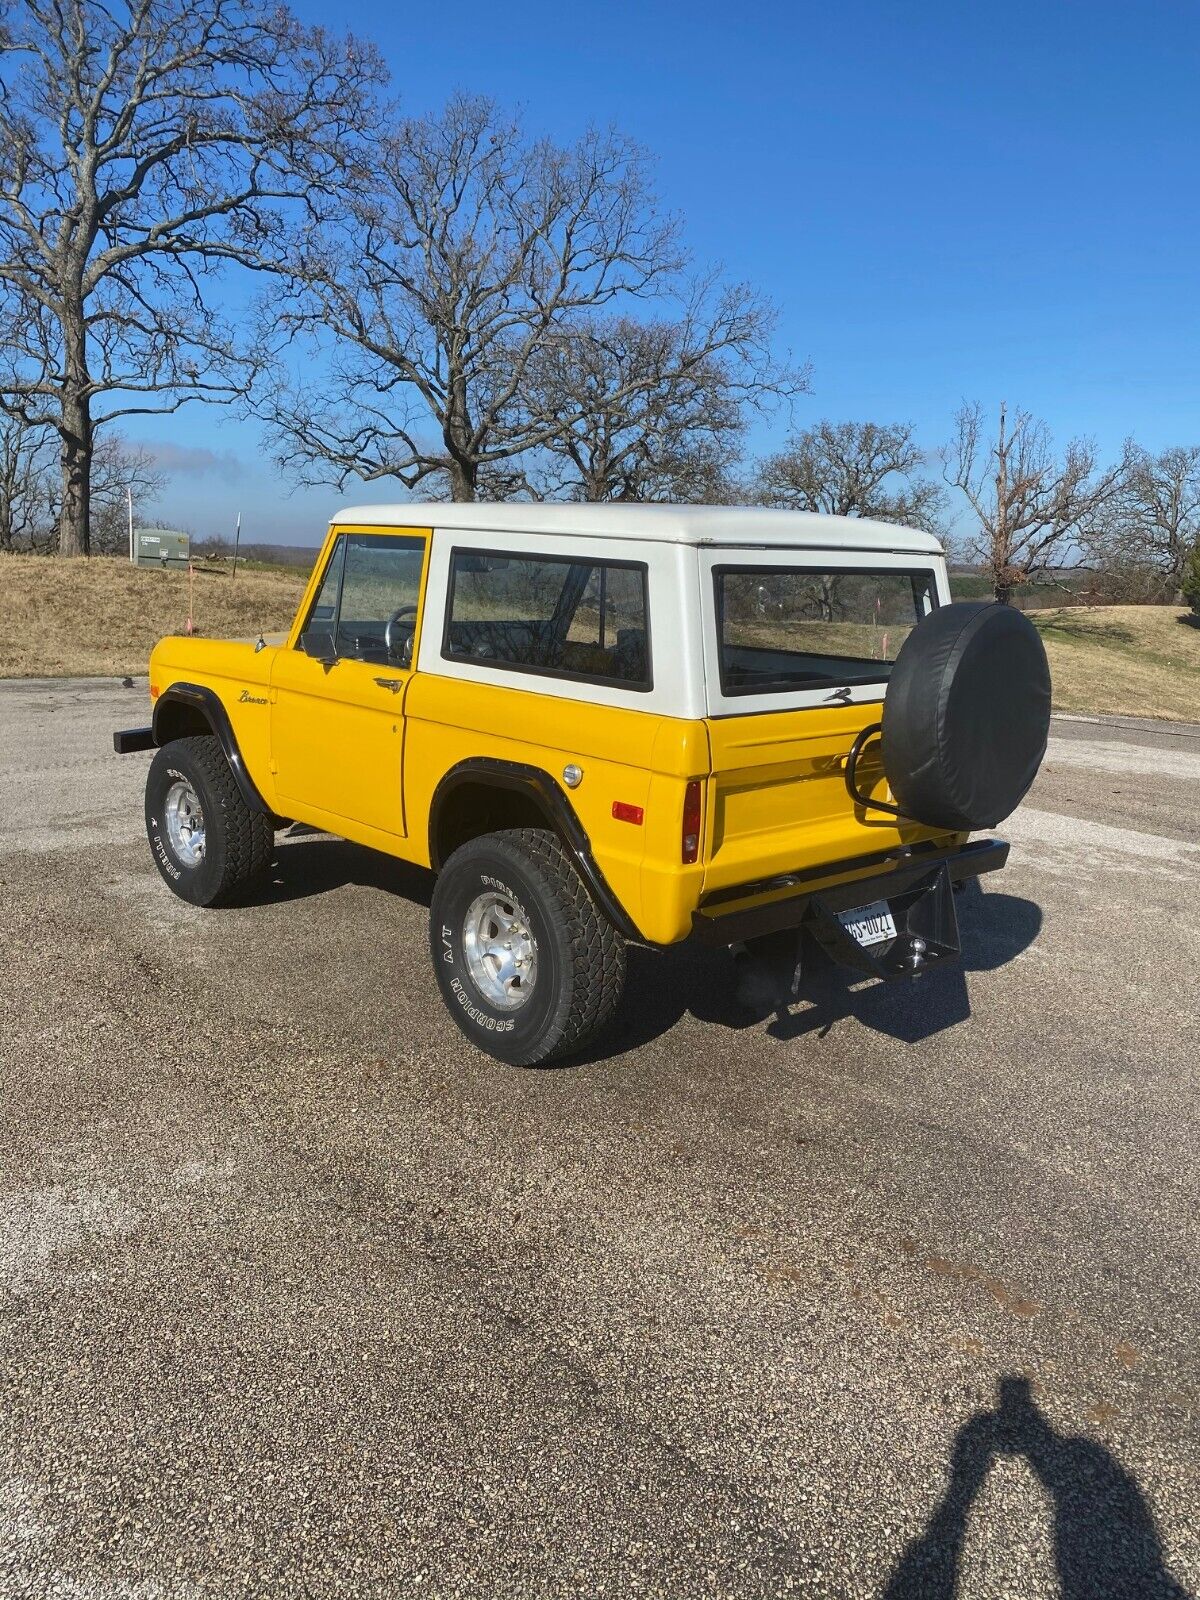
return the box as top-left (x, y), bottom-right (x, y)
top-left (127, 486), bottom-right (134, 564)
top-left (994, 401), bottom-right (1010, 604)
top-left (231, 512), bottom-right (242, 580)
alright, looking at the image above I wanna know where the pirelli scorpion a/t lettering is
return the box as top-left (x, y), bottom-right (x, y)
top-left (116, 504), bottom-right (1051, 1066)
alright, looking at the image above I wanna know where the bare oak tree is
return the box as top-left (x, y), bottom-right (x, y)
top-left (1086, 444), bottom-right (1200, 595)
top-left (0, 410), bottom-right (163, 548)
top-left (257, 94), bottom-right (692, 502)
top-left (755, 419), bottom-right (945, 532)
top-left (516, 293), bottom-right (806, 502)
top-left (0, 0), bottom-right (382, 554)
top-left (0, 410), bottom-right (53, 548)
top-left (943, 402), bottom-right (1123, 602)
top-left (87, 434), bottom-right (166, 552)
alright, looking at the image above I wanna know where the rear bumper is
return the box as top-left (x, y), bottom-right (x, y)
top-left (691, 836), bottom-right (1009, 947)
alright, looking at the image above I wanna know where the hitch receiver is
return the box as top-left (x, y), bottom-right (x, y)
top-left (807, 862), bottom-right (960, 979)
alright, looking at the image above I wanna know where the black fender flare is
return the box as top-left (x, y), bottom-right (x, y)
top-left (152, 683), bottom-right (272, 818)
top-left (428, 757), bottom-right (641, 941)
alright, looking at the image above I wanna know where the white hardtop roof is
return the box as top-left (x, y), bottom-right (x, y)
top-left (331, 501), bottom-right (943, 555)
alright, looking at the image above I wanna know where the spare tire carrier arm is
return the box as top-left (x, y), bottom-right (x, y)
top-left (844, 722), bottom-right (908, 820)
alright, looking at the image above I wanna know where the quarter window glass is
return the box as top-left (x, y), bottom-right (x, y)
top-left (715, 568), bottom-right (935, 695)
top-left (445, 551), bottom-right (651, 688)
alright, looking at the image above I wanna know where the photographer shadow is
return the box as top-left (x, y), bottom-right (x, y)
top-left (884, 1377), bottom-right (1191, 1600)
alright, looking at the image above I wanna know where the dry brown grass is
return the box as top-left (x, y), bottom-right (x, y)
top-left (2, 557), bottom-right (1198, 722)
top-left (0, 552), bottom-right (312, 678)
top-left (1030, 605), bottom-right (1200, 722)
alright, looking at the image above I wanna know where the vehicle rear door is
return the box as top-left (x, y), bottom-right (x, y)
top-left (698, 550), bottom-right (954, 895)
top-left (270, 528), bottom-right (429, 837)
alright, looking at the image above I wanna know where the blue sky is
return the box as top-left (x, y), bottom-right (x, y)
top-left (139, 0), bottom-right (1200, 546)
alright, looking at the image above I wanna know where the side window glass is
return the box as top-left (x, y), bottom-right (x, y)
top-left (335, 535), bottom-right (426, 665)
top-left (566, 564), bottom-right (648, 682)
top-left (444, 550), bottom-right (651, 688)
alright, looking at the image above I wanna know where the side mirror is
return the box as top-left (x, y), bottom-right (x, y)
top-left (300, 629), bottom-right (337, 664)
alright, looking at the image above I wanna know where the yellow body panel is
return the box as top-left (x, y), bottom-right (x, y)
top-left (702, 704), bottom-right (949, 890)
top-left (402, 674), bottom-right (708, 943)
top-left (147, 522), bottom-right (952, 947)
top-left (148, 634), bottom-right (280, 806)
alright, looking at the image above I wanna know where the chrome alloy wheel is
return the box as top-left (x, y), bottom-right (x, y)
top-left (462, 891), bottom-right (537, 1010)
top-left (164, 778), bottom-right (206, 867)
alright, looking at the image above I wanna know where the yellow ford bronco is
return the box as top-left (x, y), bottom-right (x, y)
top-left (115, 505), bottom-right (1051, 1065)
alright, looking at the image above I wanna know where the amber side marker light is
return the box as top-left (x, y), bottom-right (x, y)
top-left (682, 780), bottom-right (702, 864)
top-left (612, 801), bottom-right (644, 826)
top-left (149, 684), bottom-right (160, 699)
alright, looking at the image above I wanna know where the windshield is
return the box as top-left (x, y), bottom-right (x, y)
top-left (714, 566), bottom-right (936, 696)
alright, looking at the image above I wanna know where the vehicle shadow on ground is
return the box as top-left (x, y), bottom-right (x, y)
top-left (761, 887), bottom-right (1043, 1047)
top-left (590, 887), bottom-right (1042, 1060)
top-left (882, 1376), bottom-right (1191, 1599)
top-left (243, 828), bottom-right (435, 910)
top-left (241, 834), bottom-right (1041, 1060)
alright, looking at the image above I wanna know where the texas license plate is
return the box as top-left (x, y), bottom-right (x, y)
top-left (838, 899), bottom-right (897, 948)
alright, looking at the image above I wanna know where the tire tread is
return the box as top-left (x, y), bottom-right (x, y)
top-left (162, 735), bottom-right (273, 904)
top-left (432, 826), bottom-right (626, 1066)
top-left (501, 827), bottom-right (626, 1064)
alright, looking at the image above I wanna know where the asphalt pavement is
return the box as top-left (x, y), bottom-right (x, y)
top-left (1, 678), bottom-right (1198, 1599)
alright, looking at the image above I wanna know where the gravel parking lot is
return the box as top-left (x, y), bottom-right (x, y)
top-left (2, 679), bottom-right (1198, 1599)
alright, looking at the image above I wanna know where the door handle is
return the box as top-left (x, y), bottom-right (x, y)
top-left (374, 677), bottom-right (404, 693)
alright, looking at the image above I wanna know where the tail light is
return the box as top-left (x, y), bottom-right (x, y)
top-left (682, 780), bottom-right (702, 864)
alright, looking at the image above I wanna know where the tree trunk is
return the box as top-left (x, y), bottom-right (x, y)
top-left (447, 457), bottom-right (476, 501)
top-left (0, 473), bottom-right (12, 551)
top-left (994, 579), bottom-right (1013, 605)
top-left (58, 388), bottom-right (93, 557)
top-left (444, 373), bottom-right (476, 502)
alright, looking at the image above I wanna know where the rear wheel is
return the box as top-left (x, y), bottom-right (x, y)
top-left (429, 828), bottom-right (626, 1066)
top-left (145, 736), bottom-right (274, 906)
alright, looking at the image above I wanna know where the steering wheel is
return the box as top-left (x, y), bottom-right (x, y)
top-left (384, 604), bottom-right (418, 664)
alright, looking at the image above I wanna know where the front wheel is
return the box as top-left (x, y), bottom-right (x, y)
top-left (145, 735), bottom-right (274, 906)
top-left (429, 829), bottom-right (626, 1066)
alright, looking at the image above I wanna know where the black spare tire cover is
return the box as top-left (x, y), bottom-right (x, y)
top-left (880, 600), bottom-right (1051, 831)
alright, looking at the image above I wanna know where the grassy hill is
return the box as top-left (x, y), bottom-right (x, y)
top-left (1029, 605), bottom-right (1200, 722)
top-left (0, 553), bottom-right (311, 678)
top-left (2, 555), bottom-right (1197, 722)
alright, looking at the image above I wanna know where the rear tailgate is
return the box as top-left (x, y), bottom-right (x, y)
top-left (701, 702), bottom-right (952, 897)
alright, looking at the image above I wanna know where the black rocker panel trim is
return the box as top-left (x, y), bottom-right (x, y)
top-left (428, 757), bottom-right (641, 942)
top-left (151, 683), bottom-right (271, 817)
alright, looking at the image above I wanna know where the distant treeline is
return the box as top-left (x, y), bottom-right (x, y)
top-left (947, 565), bottom-right (1177, 609)
top-left (192, 538), bottom-right (317, 571)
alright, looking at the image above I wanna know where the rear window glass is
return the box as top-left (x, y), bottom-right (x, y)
top-left (444, 550), bottom-right (651, 689)
top-left (715, 567), bottom-right (935, 696)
